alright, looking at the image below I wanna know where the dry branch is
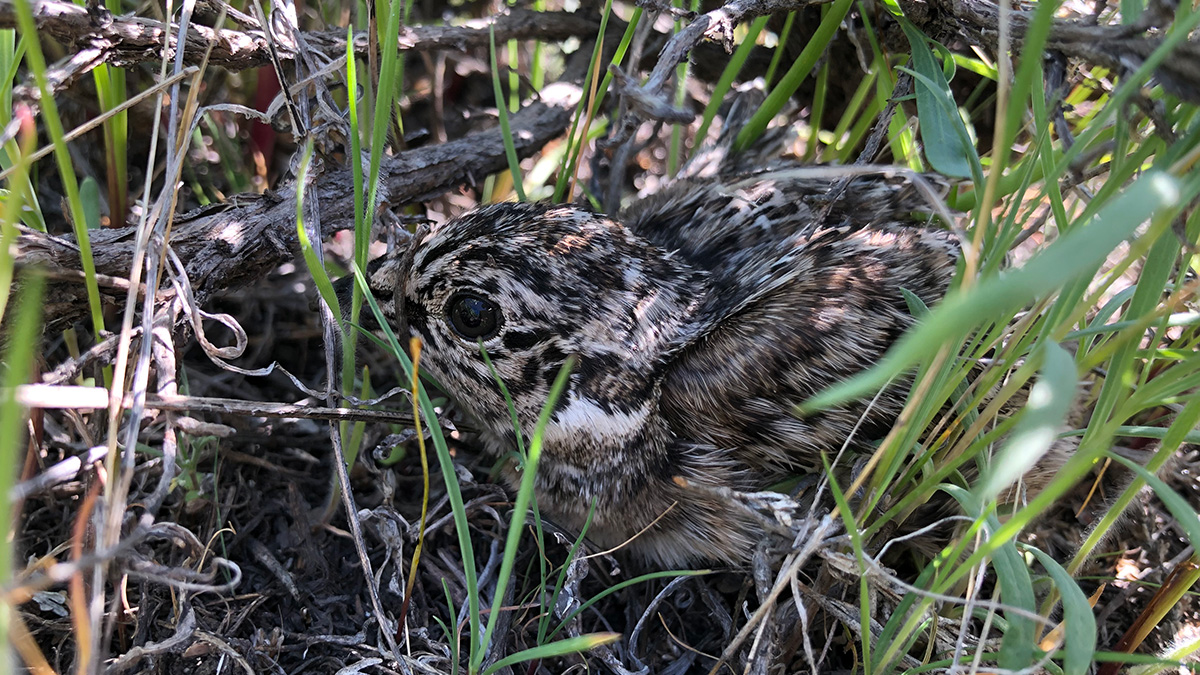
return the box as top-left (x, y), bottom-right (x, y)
top-left (606, 0), bottom-right (827, 147)
top-left (606, 0), bottom-right (1200, 143)
top-left (0, 0), bottom-right (603, 74)
top-left (16, 89), bottom-right (579, 333)
top-left (918, 0), bottom-right (1200, 102)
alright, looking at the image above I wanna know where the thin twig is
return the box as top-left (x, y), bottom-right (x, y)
top-left (0, 0), bottom-right (604, 78)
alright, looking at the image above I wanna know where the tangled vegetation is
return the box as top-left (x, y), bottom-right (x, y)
top-left (1, 0), bottom-right (1199, 671)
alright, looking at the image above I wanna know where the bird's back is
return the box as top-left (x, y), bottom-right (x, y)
top-left (622, 170), bottom-right (962, 480)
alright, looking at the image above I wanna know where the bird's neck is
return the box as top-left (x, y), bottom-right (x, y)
top-left (522, 391), bottom-right (676, 514)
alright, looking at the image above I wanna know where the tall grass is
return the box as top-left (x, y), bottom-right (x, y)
top-left (11, 0), bottom-right (104, 339)
top-left (322, 0), bottom-right (1200, 670)
top-left (4, 0), bottom-right (1199, 671)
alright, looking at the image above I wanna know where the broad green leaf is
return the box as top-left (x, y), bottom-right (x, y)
top-left (80, 177), bottom-right (102, 230)
top-left (899, 20), bottom-right (975, 179)
top-left (977, 342), bottom-right (1077, 502)
top-left (1026, 545), bottom-right (1097, 675)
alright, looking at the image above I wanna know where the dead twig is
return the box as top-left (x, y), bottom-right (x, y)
top-left (14, 385), bottom-right (419, 425)
top-left (0, 0), bottom-right (603, 92)
top-left (913, 0), bottom-right (1200, 103)
top-left (15, 89), bottom-right (580, 332)
top-left (605, 0), bottom-right (826, 149)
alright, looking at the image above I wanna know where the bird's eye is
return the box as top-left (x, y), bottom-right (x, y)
top-left (445, 293), bottom-right (502, 341)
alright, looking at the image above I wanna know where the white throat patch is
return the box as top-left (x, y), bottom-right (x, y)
top-left (542, 395), bottom-right (650, 449)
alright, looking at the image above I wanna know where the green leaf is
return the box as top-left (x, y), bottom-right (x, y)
top-left (899, 20), bottom-right (976, 179)
top-left (976, 342), bottom-right (1077, 503)
top-left (80, 177), bottom-right (102, 230)
top-left (1025, 545), bottom-right (1097, 675)
top-left (481, 633), bottom-right (621, 675)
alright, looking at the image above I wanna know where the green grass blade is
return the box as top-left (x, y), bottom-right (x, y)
top-left (346, 28), bottom-right (365, 246)
top-left (475, 358), bottom-right (575, 672)
top-left (553, 0), bottom-right (633, 203)
top-left (1106, 451), bottom-right (1200, 556)
top-left (0, 109), bottom-right (35, 323)
top-left (763, 11), bottom-right (796, 87)
top-left (976, 342), bottom-right (1076, 502)
top-left (822, 453), bottom-right (873, 671)
top-left (480, 346), bottom-right (526, 456)
top-left (480, 633), bottom-right (620, 675)
top-left (295, 142), bottom-right (342, 318)
top-left (549, 569), bottom-right (709, 641)
top-left (350, 263), bottom-right (483, 663)
top-left (997, 0), bottom-right (1059, 171)
top-left (1080, 222), bottom-right (1182, 454)
top-left (802, 171), bottom-right (1181, 413)
top-left (0, 274), bottom-right (44, 661)
top-left (92, 61), bottom-right (129, 225)
top-left (692, 15), bottom-right (768, 154)
top-left (362, 0), bottom-right (405, 289)
top-left (489, 24), bottom-right (526, 201)
top-left (667, 0), bottom-right (700, 176)
top-left (943, 487), bottom-right (1038, 671)
top-left (12, 0), bottom-right (104, 338)
top-left (343, 27), bottom-right (367, 401)
top-left (734, 0), bottom-right (854, 150)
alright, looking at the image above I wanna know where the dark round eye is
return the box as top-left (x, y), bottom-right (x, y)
top-left (446, 293), bottom-right (502, 341)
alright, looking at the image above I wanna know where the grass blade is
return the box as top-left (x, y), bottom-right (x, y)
top-left (975, 341), bottom-right (1076, 503)
top-left (474, 358), bottom-right (576, 672)
top-left (1026, 545), bottom-right (1097, 675)
top-left (481, 633), bottom-right (621, 675)
top-left (0, 274), bottom-right (43, 664)
top-left (802, 171), bottom-right (1182, 413)
top-left (489, 24), bottom-right (526, 201)
top-left (734, 0), bottom-right (854, 150)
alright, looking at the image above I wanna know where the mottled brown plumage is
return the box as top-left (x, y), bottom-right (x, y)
top-left (380, 167), bottom-right (962, 567)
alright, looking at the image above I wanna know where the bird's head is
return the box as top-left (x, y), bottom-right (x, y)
top-left (396, 202), bottom-right (703, 456)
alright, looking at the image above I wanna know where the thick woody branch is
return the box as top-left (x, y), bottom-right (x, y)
top-left (0, 0), bottom-right (603, 71)
top-left (918, 0), bottom-right (1200, 101)
top-left (16, 90), bottom-right (579, 333)
top-left (608, 0), bottom-right (1200, 146)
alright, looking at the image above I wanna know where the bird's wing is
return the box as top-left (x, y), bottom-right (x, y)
top-left (632, 172), bottom-right (961, 475)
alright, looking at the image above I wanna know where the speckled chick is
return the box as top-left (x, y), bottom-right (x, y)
top-left (392, 169), bottom-right (961, 567)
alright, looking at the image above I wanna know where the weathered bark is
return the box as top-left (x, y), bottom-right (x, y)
top-left (17, 93), bottom-right (578, 332)
top-left (0, 0), bottom-right (602, 71)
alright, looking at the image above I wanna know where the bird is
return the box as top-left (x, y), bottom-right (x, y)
top-left (377, 167), bottom-right (963, 567)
